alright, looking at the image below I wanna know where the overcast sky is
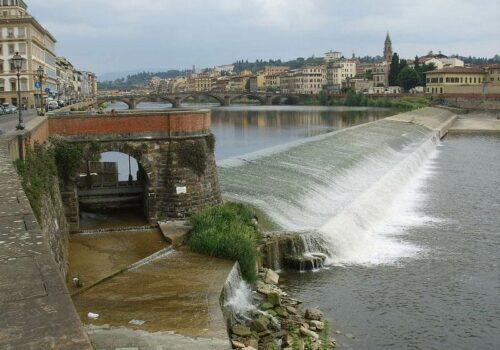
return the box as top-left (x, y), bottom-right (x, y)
top-left (29, 0), bottom-right (500, 75)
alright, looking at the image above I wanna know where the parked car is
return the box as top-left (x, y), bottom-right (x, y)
top-left (47, 100), bottom-right (59, 110)
top-left (2, 103), bottom-right (17, 114)
top-left (0, 106), bottom-right (6, 115)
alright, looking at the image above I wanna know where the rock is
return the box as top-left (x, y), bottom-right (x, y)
top-left (309, 320), bottom-right (325, 331)
top-left (257, 330), bottom-right (272, 338)
top-left (274, 307), bottom-right (288, 318)
top-left (264, 269), bottom-right (280, 285)
top-left (272, 330), bottom-right (288, 339)
top-left (300, 326), bottom-right (320, 341)
top-left (261, 341), bottom-right (279, 350)
top-left (231, 340), bottom-right (246, 348)
top-left (285, 306), bottom-right (297, 315)
top-left (244, 336), bottom-right (259, 349)
top-left (232, 324), bottom-right (252, 337)
top-left (305, 308), bottom-right (323, 321)
top-left (267, 292), bottom-right (281, 307)
top-left (251, 317), bottom-right (269, 333)
top-left (260, 302), bottom-right (274, 311)
top-left (267, 310), bottom-right (277, 317)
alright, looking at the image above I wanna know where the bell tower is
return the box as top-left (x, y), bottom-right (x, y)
top-left (384, 32), bottom-right (393, 63)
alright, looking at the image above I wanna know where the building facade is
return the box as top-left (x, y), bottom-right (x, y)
top-left (425, 66), bottom-right (491, 94)
top-left (0, 0), bottom-right (57, 108)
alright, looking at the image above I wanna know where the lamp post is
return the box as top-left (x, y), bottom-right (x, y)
top-left (10, 52), bottom-right (25, 130)
top-left (36, 65), bottom-right (44, 115)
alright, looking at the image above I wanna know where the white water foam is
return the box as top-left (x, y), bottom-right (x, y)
top-left (319, 136), bottom-right (442, 266)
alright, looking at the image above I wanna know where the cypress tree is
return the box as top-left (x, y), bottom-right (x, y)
top-left (389, 53), bottom-right (400, 86)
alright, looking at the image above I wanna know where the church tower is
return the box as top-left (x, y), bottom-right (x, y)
top-left (384, 32), bottom-right (393, 63)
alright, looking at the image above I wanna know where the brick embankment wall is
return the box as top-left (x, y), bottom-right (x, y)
top-left (437, 94), bottom-right (500, 111)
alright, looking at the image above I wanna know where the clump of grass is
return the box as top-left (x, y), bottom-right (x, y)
top-left (186, 202), bottom-right (259, 282)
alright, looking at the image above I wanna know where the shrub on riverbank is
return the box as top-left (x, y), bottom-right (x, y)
top-left (312, 90), bottom-right (431, 110)
top-left (186, 202), bottom-right (259, 282)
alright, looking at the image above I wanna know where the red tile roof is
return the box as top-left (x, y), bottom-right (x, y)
top-left (426, 67), bottom-right (485, 75)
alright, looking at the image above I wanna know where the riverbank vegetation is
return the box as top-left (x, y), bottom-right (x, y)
top-left (15, 144), bottom-right (58, 221)
top-left (15, 140), bottom-right (101, 219)
top-left (186, 202), bottom-right (260, 282)
top-left (310, 90), bottom-right (431, 110)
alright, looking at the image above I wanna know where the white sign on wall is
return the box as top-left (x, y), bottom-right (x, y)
top-left (176, 186), bottom-right (187, 195)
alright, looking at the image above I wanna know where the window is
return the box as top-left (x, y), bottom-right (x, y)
top-left (8, 43), bottom-right (15, 55)
top-left (18, 27), bottom-right (25, 37)
top-left (20, 77), bottom-right (27, 91)
top-left (0, 79), bottom-right (4, 92)
top-left (18, 42), bottom-right (26, 54)
top-left (0, 60), bottom-right (3, 73)
top-left (10, 79), bottom-right (16, 92)
top-left (7, 28), bottom-right (14, 38)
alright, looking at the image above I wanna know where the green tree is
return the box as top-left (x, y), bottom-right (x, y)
top-left (389, 53), bottom-right (401, 86)
top-left (365, 69), bottom-right (373, 80)
top-left (397, 67), bottom-right (420, 92)
top-left (318, 90), bottom-right (329, 105)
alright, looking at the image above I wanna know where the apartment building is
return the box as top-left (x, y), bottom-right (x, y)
top-left (425, 66), bottom-right (500, 95)
top-left (281, 66), bottom-right (326, 95)
top-left (0, 0), bottom-right (57, 108)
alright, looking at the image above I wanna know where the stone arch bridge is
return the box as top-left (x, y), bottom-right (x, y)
top-left (96, 92), bottom-right (304, 109)
top-left (23, 109), bottom-right (222, 230)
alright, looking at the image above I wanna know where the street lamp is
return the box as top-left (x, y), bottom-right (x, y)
top-left (36, 65), bottom-right (44, 115)
top-left (10, 52), bottom-right (25, 130)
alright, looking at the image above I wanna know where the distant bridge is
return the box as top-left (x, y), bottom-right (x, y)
top-left (96, 92), bottom-right (308, 109)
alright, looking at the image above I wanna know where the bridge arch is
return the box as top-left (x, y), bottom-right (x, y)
top-left (97, 97), bottom-right (133, 109)
top-left (179, 92), bottom-right (225, 106)
top-left (136, 95), bottom-right (176, 108)
top-left (75, 141), bottom-right (155, 223)
top-left (230, 93), bottom-right (267, 105)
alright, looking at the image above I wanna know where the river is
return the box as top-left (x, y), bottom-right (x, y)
top-left (102, 102), bottom-right (499, 349)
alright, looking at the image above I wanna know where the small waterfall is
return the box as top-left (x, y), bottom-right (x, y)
top-left (219, 120), bottom-right (440, 267)
top-left (222, 264), bottom-right (256, 325)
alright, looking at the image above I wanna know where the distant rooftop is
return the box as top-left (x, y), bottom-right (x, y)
top-left (426, 66), bottom-right (485, 75)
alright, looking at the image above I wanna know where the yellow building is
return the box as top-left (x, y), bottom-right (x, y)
top-left (425, 67), bottom-right (489, 95)
top-left (256, 66), bottom-right (289, 91)
top-left (0, 0), bottom-right (58, 108)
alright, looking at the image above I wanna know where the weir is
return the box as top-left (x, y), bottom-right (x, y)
top-left (219, 107), bottom-right (457, 266)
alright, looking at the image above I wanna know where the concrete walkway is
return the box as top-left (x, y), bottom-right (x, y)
top-left (448, 112), bottom-right (500, 133)
top-left (0, 138), bottom-right (92, 349)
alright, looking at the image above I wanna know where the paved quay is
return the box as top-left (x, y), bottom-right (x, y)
top-left (0, 136), bottom-right (92, 349)
top-left (448, 112), bottom-right (500, 133)
top-left (72, 247), bottom-right (234, 350)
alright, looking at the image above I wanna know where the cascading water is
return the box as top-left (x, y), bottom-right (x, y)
top-left (218, 120), bottom-right (440, 266)
top-left (222, 264), bottom-right (256, 324)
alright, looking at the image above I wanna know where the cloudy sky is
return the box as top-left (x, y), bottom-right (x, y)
top-left (29, 0), bottom-right (500, 76)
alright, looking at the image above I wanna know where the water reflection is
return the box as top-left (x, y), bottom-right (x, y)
top-left (211, 106), bottom-right (398, 160)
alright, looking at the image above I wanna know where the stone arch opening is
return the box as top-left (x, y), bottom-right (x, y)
top-left (136, 96), bottom-right (174, 109)
top-left (101, 99), bottom-right (130, 111)
top-left (76, 149), bottom-right (151, 229)
top-left (230, 94), bottom-right (266, 105)
top-left (180, 93), bottom-right (223, 106)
